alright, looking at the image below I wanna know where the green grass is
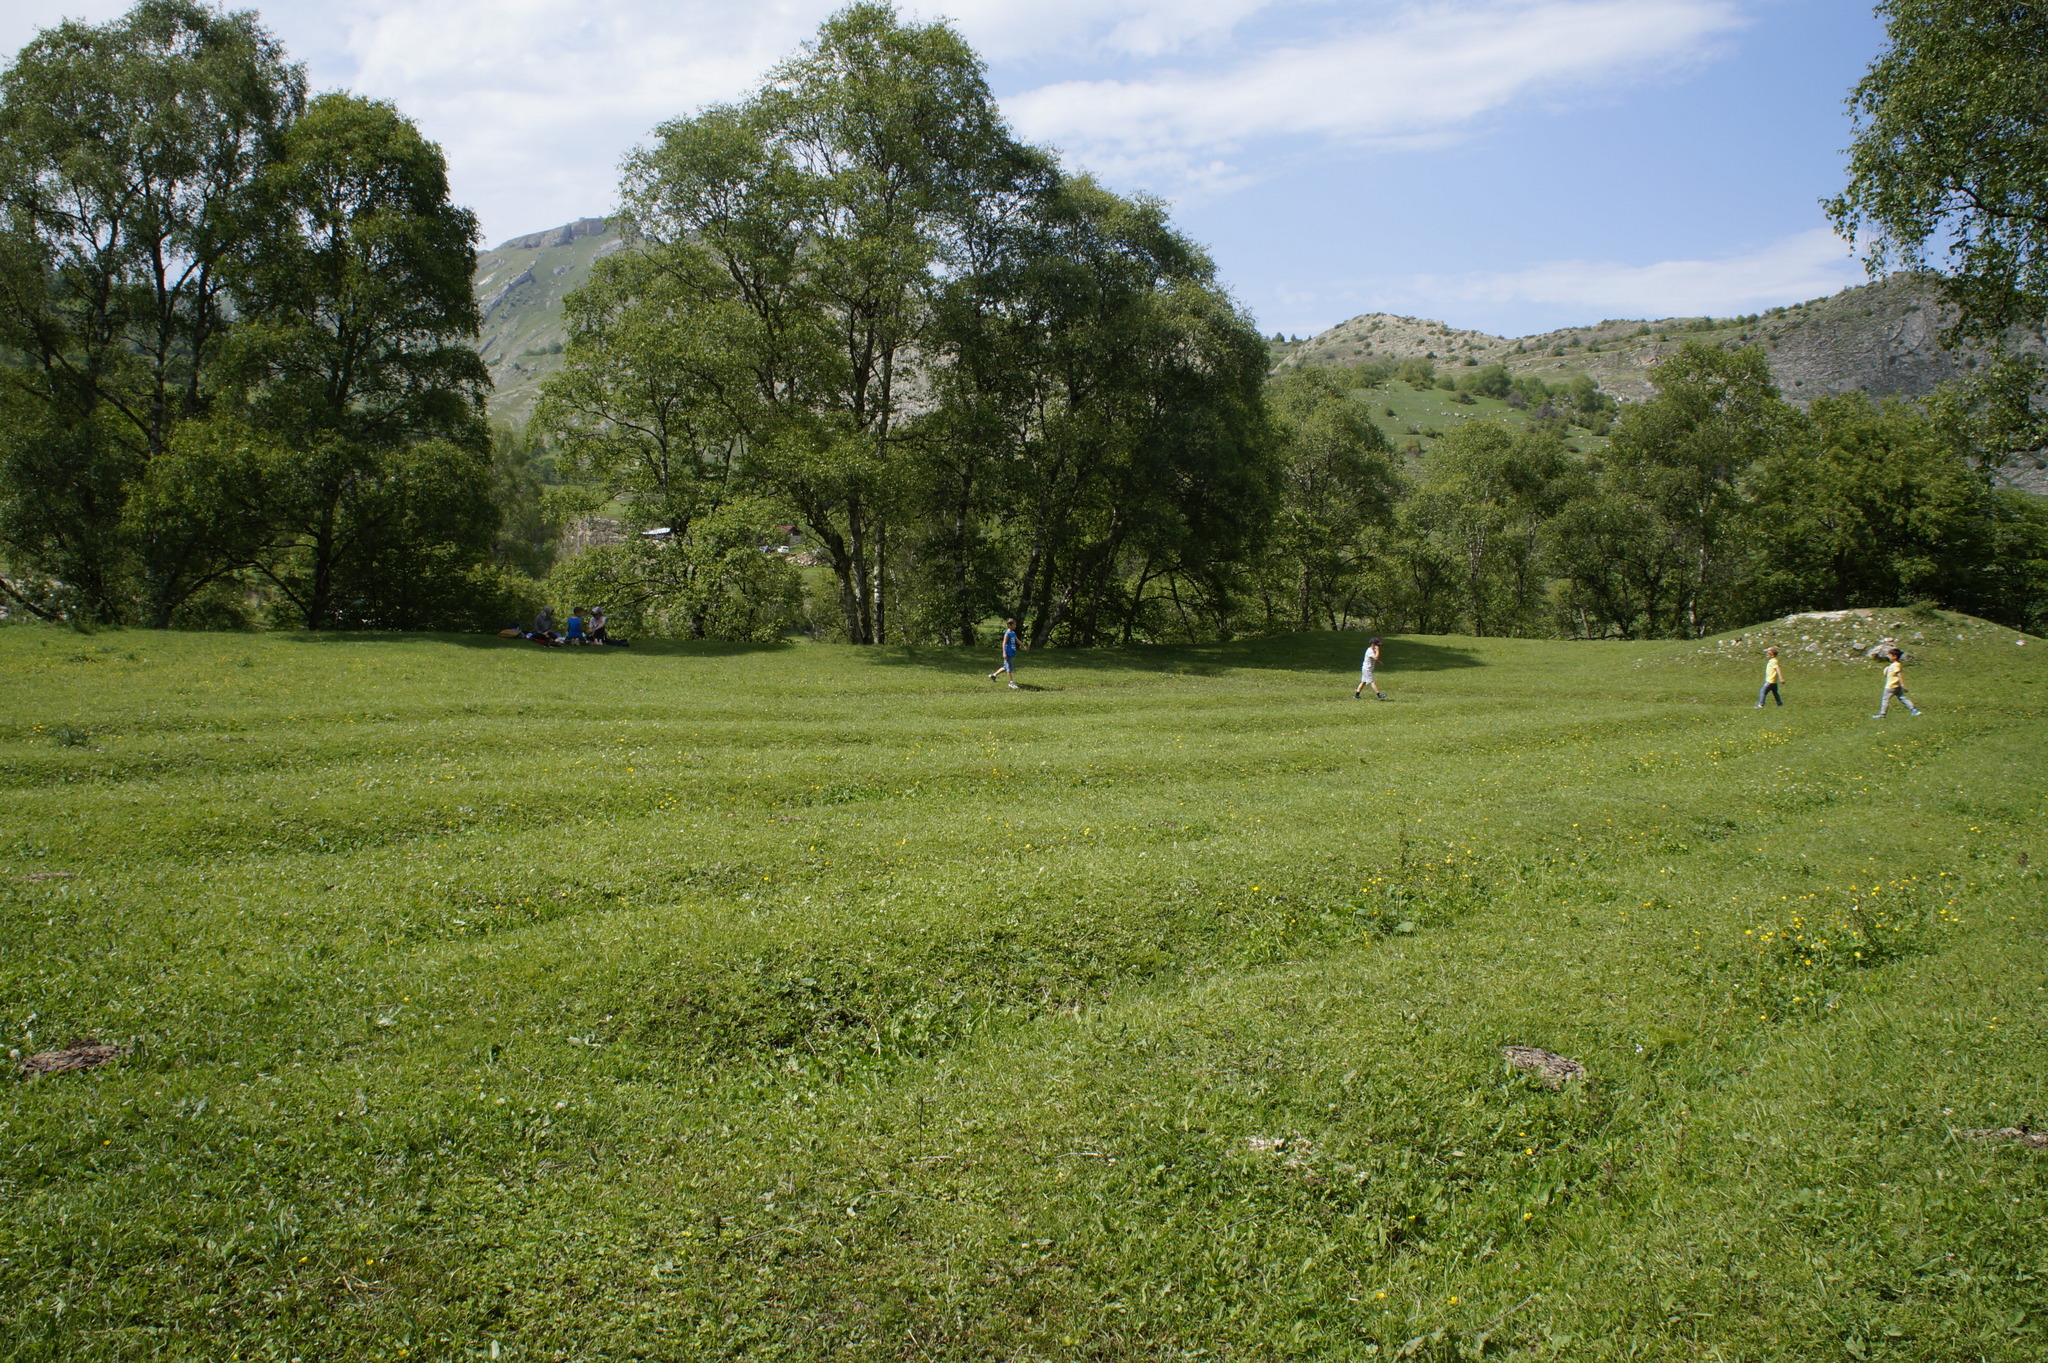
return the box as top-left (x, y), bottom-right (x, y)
top-left (1351, 380), bottom-right (1609, 459)
top-left (2, 620), bottom-right (2044, 1361)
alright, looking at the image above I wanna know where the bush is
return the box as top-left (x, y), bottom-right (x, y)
top-left (1396, 358), bottom-right (1436, 388)
top-left (1457, 364), bottom-right (1513, 400)
top-left (548, 502), bottom-right (801, 641)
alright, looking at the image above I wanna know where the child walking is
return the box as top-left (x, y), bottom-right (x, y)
top-left (1354, 638), bottom-right (1385, 700)
top-left (988, 618), bottom-right (1020, 689)
top-left (1873, 646), bottom-right (1921, 717)
top-left (1756, 646), bottom-right (1783, 707)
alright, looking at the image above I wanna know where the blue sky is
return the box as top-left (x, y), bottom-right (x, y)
top-left (4, 1), bottom-right (1887, 339)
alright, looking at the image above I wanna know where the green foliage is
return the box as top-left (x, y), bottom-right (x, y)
top-left (547, 502), bottom-right (802, 642)
top-left (1603, 343), bottom-right (1795, 635)
top-left (1830, 0), bottom-right (2048, 473)
top-left (0, 6), bottom-right (507, 632)
top-left (1831, 0), bottom-right (2048, 343)
top-left (1455, 363), bottom-right (1513, 400)
top-left (1396, 356), bottom-right (1437, 388)
top-left (1248, 368), bottom-right (1400, 631)
top-left (221, 92), bottom-right (490, 629)
top-left (1924, 350), bottom-right (2048, 471)
top-left (0, 0), bottom-right (304, 622)
top-left (1396, 422), bottom-right (1574, 636)
top-left (1744, 393), bottom-right (1988, 617)
top-left (549, 4), bottom-right (1273, 648)
top-left (487, 425), bottom-right (564, 579)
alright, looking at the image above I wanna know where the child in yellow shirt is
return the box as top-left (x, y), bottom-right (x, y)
top-left (1756, 647), bottom-right (1783, 707)
top-left (1872, 646), bottom-right (1921, 718)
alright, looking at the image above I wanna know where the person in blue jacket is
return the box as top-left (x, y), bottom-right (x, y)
top-left (565, 608), bottom-right (586, 644)
top-left (988, 617), bottom-right (1020, 689)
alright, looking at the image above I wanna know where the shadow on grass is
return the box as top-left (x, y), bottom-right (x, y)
top-left (276, 631), bottom-right (796, 659)
top-left (270, 629), bottom-right (1485, 676)
top-left (866, 631), bottom-right (1484, 678)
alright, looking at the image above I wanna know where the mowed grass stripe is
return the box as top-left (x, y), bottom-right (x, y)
top-left (429, 764), bottom-right (2043, 1359)
top-left (1, 620), bottom-right (2041, 1360)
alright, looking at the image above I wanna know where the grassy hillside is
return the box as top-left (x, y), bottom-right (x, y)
top-left (1350, 379), bottom-right (1610, 462)
top-left (4, 620), bottom-right (2043, 1360)
top-left (473, 219), bottom-right (621, 425)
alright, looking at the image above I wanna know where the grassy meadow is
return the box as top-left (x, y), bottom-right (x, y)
top-left (2, 615), bottom-right (2044, 1361)
top-left (1357, 381), bottom-right (1608, 461)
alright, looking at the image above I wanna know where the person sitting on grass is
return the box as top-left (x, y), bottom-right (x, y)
top-left (1873, 646), bottom-right (1921, 718)
top-left (587, 606), bottom-right (609, 644)
top-left (532, 605), bottom-right (555, 639)
top-left (565, 607), bottom-right (586, 644)
top-left (1756, 646), bottom-right (1783, 707)
top-left (988, 617), bottom-right (1020, 689)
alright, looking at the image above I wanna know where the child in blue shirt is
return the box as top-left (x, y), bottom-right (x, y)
top-left (987, 618), bottom-right (1020, 689)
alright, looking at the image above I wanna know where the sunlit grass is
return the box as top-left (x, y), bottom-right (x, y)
top-left (2, 619), bottom-right (2043, 1360)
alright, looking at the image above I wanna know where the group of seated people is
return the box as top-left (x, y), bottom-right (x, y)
top-left (512, 606), bottom-right (622, 646)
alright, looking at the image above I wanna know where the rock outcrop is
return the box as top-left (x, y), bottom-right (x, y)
top-left (1277, 273), bottom-right (2039, 411)
top-left (494, 217), bottom-right (611, 252)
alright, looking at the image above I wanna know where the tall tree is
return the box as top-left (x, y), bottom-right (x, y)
top-left (0, 0), bottom-right (303, 621)
top-left (1400, 421), bottom-right (1571, 637)
top-left (562, 5), bottom-right (1272, 647)
top-left (1256, 367), bottom-right (1399, 632)
top-left (614, 3), bottom-right (1037, 643)
top-left (1603, 342), bottom-right (1793, 636)
top-left (1829, 0), bottom-right (2048, 465)
top-left (1545, 485), bottom-right (1685, 639)
top-left (220, 92), bottom-right (490, 629)
top-left (1744, 392), bottom-right (1984, 615)
top-left (957, 177), bottom-right (1273, 648)
top-left (1830, 0), bottom-right (2048, 343)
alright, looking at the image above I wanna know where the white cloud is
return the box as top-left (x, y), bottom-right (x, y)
top-left (1005, 0), bottom-right (1748, 193)
top-left (337, 0), bottom-right (1305, 241)
top-left (1414, 227), bottom-right (1865, 320)
top-left (1, 0), bottom-right (1291, 245)
top-left (939, 0), bottom-right (1281, 61)
top-left (4, 1), bottom-right (1768, 255)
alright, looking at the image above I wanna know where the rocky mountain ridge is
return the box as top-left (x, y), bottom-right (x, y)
top-left (472, 218), bottom-right (625, 425)
top-left (1274, 274), bottom-right (2011, 407)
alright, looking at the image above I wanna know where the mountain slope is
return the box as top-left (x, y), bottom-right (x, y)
top-left (1275, 273), bottom-right (2005, 406)
top-left (472, 217), bottom-right (623, 425)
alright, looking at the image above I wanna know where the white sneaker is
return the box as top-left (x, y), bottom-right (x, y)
top-left (1008, 682), bottom-right (1019, 689)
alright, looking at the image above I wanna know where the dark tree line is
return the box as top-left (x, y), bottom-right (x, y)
top-left (4, 1), bottom-right (2044, 642)
top-left (0, 1), bottom-right (516, 629)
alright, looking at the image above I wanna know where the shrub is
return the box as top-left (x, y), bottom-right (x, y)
top-left (548, 502), bottom-right (801, 641)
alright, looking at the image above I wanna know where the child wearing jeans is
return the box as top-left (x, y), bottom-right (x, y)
top-left (1756, 646), bottom-right (1783, 707)
top-left (1873, 646), bottom-right (1921, 717)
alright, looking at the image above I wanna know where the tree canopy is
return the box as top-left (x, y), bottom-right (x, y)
top-left (0, 3), bottom-right (513, 629)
